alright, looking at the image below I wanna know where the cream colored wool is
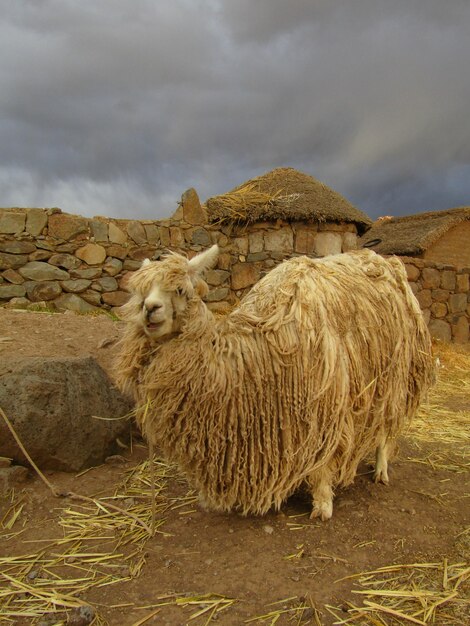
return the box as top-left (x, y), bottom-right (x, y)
top-left (116, 249), bottom-right (435, 517)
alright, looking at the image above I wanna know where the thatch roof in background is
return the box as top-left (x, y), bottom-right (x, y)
top-left (205, 167), bottom-right (372, 233)
top-left (360, 207), bottom-right (470, 255)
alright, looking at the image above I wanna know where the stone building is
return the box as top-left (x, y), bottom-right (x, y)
top-left (360, 207), bottom-right (470, 269)
top-left (204, 167), bottom-right (372, 297)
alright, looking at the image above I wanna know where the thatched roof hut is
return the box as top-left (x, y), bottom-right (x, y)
top-left (205, 167), bottom-right (372, 234)
top-left (360, 207), bottom-right (470, 268)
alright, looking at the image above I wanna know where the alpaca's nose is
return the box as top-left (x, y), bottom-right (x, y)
top-left (145, 303), bottom-right (162, 317)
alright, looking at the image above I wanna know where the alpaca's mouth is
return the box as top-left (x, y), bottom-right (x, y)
top-left (146, 321), bottom-right (163, 330)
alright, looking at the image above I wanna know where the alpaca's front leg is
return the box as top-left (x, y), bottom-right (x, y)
top-left (308, 467), bottom-right (334, 521)
top-left (374, 439), bottom-right (391, 484)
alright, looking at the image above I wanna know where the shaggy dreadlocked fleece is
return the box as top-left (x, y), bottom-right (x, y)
top-left (116, 249), bottom-right (435, 516)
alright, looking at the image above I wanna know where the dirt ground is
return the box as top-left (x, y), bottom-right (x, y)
top-left (0, 309), bottom-right (468, 626)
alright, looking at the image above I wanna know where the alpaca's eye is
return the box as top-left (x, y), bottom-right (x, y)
top-left (175, 287), bottom-right (184, 296)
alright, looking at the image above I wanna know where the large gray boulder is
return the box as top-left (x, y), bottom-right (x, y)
top-left (0, 356), bottom-right (133, 471)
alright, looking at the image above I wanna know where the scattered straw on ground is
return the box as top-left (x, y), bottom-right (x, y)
top-left (245, 595), bottom-right (321, 625)
top-left (328, 560), bottom-right (470, 625)
top-left (403, 343), bottom-right (470, 474)
top-left (0, 457), bottom-right (177, 624)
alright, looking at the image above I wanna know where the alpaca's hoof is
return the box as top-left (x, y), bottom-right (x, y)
top-left (310, 499), bottom-right (333, 521)
top-left (373, 468), bottom-right (389, 485)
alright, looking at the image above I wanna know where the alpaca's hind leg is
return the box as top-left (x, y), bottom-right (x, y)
top-left (373, 438), bottom-right (391, 485)
top-left (308, 467), bottom-right (334, 521)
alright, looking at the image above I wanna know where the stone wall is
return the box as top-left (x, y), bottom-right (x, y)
top-left (401, 257), bottom-right (470, 343)
top-left (0, 191), bottom-right (358, 315)
top-left (1, 199), bottom-right (469, 343)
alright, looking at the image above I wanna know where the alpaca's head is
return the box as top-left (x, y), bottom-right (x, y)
top-left (124, 245), bottom-right (219, 340)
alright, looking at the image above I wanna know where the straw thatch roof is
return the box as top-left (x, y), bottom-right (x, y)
top-left (204, 167), bottom-right (372, 233)
top-left (360, 207), bottom-right (470, 255)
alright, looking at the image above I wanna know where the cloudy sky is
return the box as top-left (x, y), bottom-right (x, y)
top-left (2, 0), bottom-right (470, 221)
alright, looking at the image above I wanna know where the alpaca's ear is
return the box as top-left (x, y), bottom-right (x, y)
top-left (141, 258), bottom-right (151, 267)
top-left (188, 244), bottom-right (219, 276)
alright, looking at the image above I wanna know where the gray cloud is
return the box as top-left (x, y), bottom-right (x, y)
top-left (1, 0), bottom-right (470, 220)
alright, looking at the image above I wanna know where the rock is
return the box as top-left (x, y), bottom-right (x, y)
top-left (90, 219), bottom-right (108, 242)
top-left (26, 281), bottom-right (62, 302)
top-left (204, 287), bottom-right (230, 302)
top-left (26, 209), bottom-right (48, 236)
top-left (0, 466), bottom-right (29, 492)
top-left (2, 269), bottom-right (24, 284)
top-left (342, 232), bottom-right (357, 252)
top-left (430, 302), bottom-right (447, 318)
top-left (231, 263), bottom-right (260, 290)
top-left (421, 268), bottom-right (441, 289)
top-left (54, 294), bottom-right (98, 313)
top-left (232, 237), bottom-right (249, 255)
top-left (217, 253), bottom-right (232, 271)
top-left (0, 240), bottom-right (36, 254)
top-left (249, 231), bottom-right (264, 253)
top-left (440, 270), bottom-right (456, 291)
top-left (29, 250), bottom-right (52, 261)
top-left (128, 246), bottom-right (156, 261)
top-left (0, 283), bottom-right (26, 299)
top-left (314, 232), bottom-right (342, 256)
top-left (75, 243), bottom-right (106, 265)
top-left (182, 188), bottom-right (207, 225)
top-left (80, 290), bottom-right (102, 306)
top-left (205, 269), bottom-right (230, 286)
top-left (456, 273), bottom-right (469, 293)
top-left (0, 357), bottom-right (132, 471)
top-left (144, 224), bottom-right (160, 244)
top-left (191, 228), bottom-right (211, 246)
top-left (103, 258), bottom-right (123, 276)
top-left (48, 253), bottom-right (82, 270)
top-left (19, 261), bottom-right (69, 281)
top-left (101, 291), bottom-right (129, 307)
top-left (295, 229), bottom-right (316, 254)
top-left (404, 263), bottom-right (421, 282)
top-left (92, 277), bottom-right (118, 292)
top-left (3, 297), bottom-right (30, 309)
top-left (0, 210), bottom-right (26, 234)
top-left (70, 267), bottom-right (102, 279)
top-left (47, 214), bottom-right (88, 240)
top-left (160, 227), bottom-right (170, 247)
top-left (122, 259), bottom-right (142, 271)
top-left (263, 524), bottom-right (274, 535)
top-left (108, 222), bottom-right (127, 244)
top-left (106, 245), bottom-right (128, 260)
top-left (67, 604), bottom-right (95, 626)
top-left (448, 293), bottom-right (467, 313)
top-left (170, 226), bottom-right (184, 247)
top-left (432, 289), bottom-right (450, 303)
top-left (452, 316), bottom-right (469, 344)
top-left (127, 221), bottom-right (147, 245)
top-left (0, 251), bottom-right (29, 270)
top-left (416, 289), bottom-right (432, 309)
top-left (61, 279), bottom-right (92, 293)
top-left (428, 319), bottom-right (452, 342)
top-left (265, 227), bottom-right (294, 253)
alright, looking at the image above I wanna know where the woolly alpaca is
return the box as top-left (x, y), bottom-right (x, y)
top-left (116, 246), bottom-right (435, 520)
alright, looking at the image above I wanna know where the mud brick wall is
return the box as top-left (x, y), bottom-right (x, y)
top-left (401, 257), bottom-right (470, 343)
top-left (0, 191), bottom-right (359, 316)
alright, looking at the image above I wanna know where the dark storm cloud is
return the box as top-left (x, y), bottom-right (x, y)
top-left (1, 0), bottom-right (470, 219)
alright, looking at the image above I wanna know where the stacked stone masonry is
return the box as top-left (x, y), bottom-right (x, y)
top-left (401, 257), bottom-right (469, 344)
top-left (1, 200), bottom-right (468, 343)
